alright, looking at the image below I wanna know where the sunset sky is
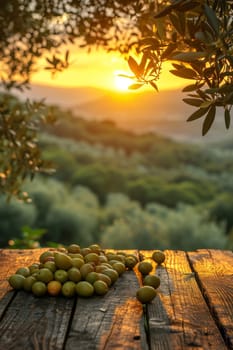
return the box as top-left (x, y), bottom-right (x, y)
top-left (32, 48), bottom-right (186, 93)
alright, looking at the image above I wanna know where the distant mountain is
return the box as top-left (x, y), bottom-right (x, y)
top-left (73, 89), bottom-right (232, 143)
top-left (14, 83), bottom-right (232, 143)
top-left (74, 89), bottom-right (194, 129)
top-left (13, 84), bottom-right (105, 107)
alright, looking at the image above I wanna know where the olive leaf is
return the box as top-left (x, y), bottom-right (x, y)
top-left (183, 98), bottom-right (203, 107)
top-left (128, 83), bottom-right (143, 90)
top-left (187, 107), bottom-right (209, 122)
top-left (128, 56), bottom-right (140, 78)
top-left (182, 83), bottom-right (204, 92)
top-left (170, 67), bottom-right (197, 79)
top-left (172, 52), bottom-right (206, 62)
top-left (202, 105), bottom-right (216, 135)
top-left (224, 109), bottom-right (231, 129)
top-left (149, 81), bottom-right (158, 91)
top-left (204, 4), bottom-right (219, 34)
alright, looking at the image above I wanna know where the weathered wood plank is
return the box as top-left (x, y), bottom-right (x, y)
top-left (188, 249), bottom-right (233, 349)
top-left (0, 249), bottom-right (74, 350)
top-left (0, 249), bottom-right (49, 297)
top-left (0, 291), bottom-right (75, 350)
top-left (141, 250), bottom-right (227, 350)
top-left (0, 249), bottom-right (47, 318)
top-left (65, 250), bottom-right (147, 350)
top-left (1, 248), bottom-right (231, 350)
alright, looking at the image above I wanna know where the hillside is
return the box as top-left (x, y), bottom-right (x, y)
top-left (74, 89), bottom-right (231, 143)
top-left (1, 97), bottom-right (233, 250)
top-left (12, 84), bottom-right (105, 107)
top-left (14, 84), bottom-right (233, 143)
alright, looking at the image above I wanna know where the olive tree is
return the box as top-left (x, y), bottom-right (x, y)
top-left (0, 0), bottom-right (232, 197)
top-left (126, 0), bottom-right (233, 136)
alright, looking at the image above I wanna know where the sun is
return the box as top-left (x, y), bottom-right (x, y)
top-left (114, 71), bottom-right (133, 92)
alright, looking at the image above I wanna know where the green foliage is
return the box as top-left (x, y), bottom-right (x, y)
top-left (101, 193), bottom-right (162, 249)
top-left (0, 1), bottom-right (232, 196)
top-left (44, 114), bottom-right (169, 155)
top-left (7, 226), bottom-right (47, 249)
top-left (0, 173), bottom-right (229, 250)
top-left (208, 193), bottom-right (233, 234)
top-left (72, 163), bottom-right (127, 203)
top-left (23, 178), bottom-right (101, 246)
top-left (128, 1), bottom-right (232, 133)
top-left (127, 177), bottom-right (217, 208)
top-left (43, 147), bottom-right (78, 183)
top-left (103, 193), bottom-right (142, 224)
top-left (127, 178), bottom-right (166, 206)
top-left (0, 0), bottom-right (140, 88)
top-left (0, 96), bottom-right (232, 249)
top-left (40, 114), bottom-right (233, 209)
top-left (0, 94), bottom-right (55, 198)
top-left (72, 186), bottom-right (100, 209)
top-left (101, 198), bottom-right (226, 250)
top-left (0, 196), bottom-right (36, 246)
top-left (148, 203), bottom-right (227, 250)
top-left (45, 205), bottom-right (89, 245)
top-left (23, 177), bottom-right (67, 228)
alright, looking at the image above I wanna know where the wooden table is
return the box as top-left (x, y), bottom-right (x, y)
top-left (0, 249), bottom-right (233, 350)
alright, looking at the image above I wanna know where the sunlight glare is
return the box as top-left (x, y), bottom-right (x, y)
top-left (114, 71), bottom-right (133, 92)
top-left (32, 49), bottom-right (186, 91)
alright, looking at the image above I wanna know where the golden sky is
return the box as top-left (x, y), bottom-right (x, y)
top-left (32, 49), bottom-right (186, 92)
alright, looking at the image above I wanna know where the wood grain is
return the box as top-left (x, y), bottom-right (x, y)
top-left (0, 291), bottom-right (75, 350)
top-left (0, 249), bottom-right (74, 350)
top-left (188, 249), bottom-right (233, 349)
top-left (141, 250), bottom-right (227, 350)
top-left (0, 249), bottom-right (47, 318)
top-left (65, 250), bottom-right (147, 350)
top-left (0, 249), bottom-right (49, 297)
top-left (1, 248), bottom-right (232, 350)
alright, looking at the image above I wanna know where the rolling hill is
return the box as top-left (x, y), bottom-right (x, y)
top-left (14, 83), bottom-right (232, 143)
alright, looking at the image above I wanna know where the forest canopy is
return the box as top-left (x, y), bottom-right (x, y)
top-left (0, 0), bottom-right (232, 197)
top-left (1, 109), bottom-right (232, 250)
